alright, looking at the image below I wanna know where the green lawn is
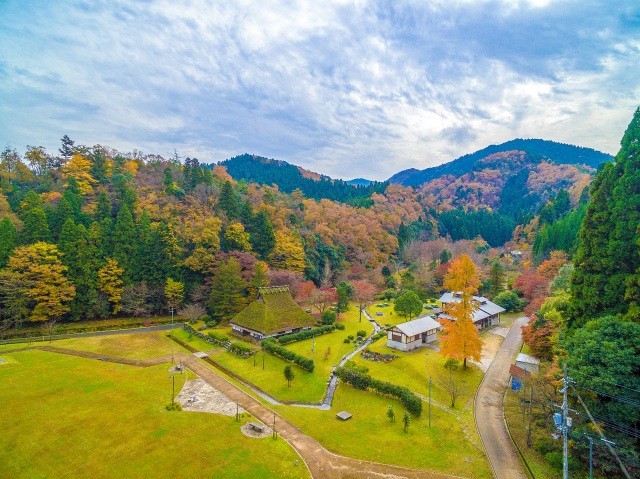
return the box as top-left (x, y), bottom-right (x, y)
top-left (51, 331), bottom-right (179, 359)
top-left (366, 299), bottom-right (438, 328)
top-left (192, 305), bottom-right (373, 404)
top-left (275, 383), bottom-right (491, 478)
top-left (0, 349), bottom-right (309, 479)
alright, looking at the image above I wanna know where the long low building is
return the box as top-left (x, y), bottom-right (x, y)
top-left (438, 292), bottom-right (505, 329)
top-left (231, 286), bottom-right (316, 340)
top-left (387, 315), bottom-right (442, 351)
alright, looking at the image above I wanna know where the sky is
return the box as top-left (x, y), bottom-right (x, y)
top-left (1, 1), bottom-right (639, 180)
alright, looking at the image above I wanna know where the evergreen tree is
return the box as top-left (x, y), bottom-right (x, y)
top-left (207, 258), bottom-right (247, 322)
top-left (95, 190), bottom-right (112, 222)
top-left (488, 260), bottom-right (505, 298)
top-left (91, 148), bottom-right (108, 183)
top-left (218, 181), bottom-right (238, 219)
top-left (336, 281), bottom-right (353, 316)
top-left (112, 204), bottom-right (136, 281)
top-left (19, 192), bottom-right (50, 244)
top-left (58, 135), bottom-right (75, 163)
top-left (248, 211), bottom-right (276, 259)
top-left (569, 108), bottom-right (640, 326)
top-left (0, 218), bottom-right (17, 266)
top-left (51, 197), bottom-right (74, 240)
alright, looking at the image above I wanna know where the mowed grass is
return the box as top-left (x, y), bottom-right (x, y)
top-left (275, 383), bottom-right (491, 478)
top-left (51, 331), bottom-right (179, 359)
top-left (189, 306), bottom-right (373, 404)
top-left (0, 349), bottom-right (309, 479)
top-left (366, 299), bottom-right (439, 328)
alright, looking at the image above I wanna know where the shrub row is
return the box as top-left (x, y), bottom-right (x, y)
top-left (335, 366), bottom-right (422, 416)
top-left (277, 325), bottom-right (336, 345)
top-left (262, 338), bottom-right (315, 372)
top-left (370, 331), bottom-right (386, 342)
top-left (182, 324), bottom-right (256, 358)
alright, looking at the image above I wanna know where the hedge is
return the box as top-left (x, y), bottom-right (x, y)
top-left (277, 325), bottom-right (336, 345)
top-left (262, 338), bottom-right (315, 372)
top-left (335, 366), bottom-right (422, 416)
top-left (181, 324), bottom-right (256, 358)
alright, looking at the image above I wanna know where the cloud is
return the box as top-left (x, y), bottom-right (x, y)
top-left (0, 0), bottom-right (639, 180)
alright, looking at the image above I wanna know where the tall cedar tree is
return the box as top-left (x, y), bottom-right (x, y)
top-left (488, 260), bottom-right (505, 298)
top-left (569, 107), bottom-right (640, 326)
top-left (218, 181), bottom-right (238, 219)
top-left (248, 211), bottom-right (276, 259)
top-left (440, 254), bottom-right (483, 368)
top-left (207, 258), bottom-right (248, 322)
top-left (19, 191), bottom-right (51, 244)
top-left (112, 204), bottom-right (136, 282)
top-left (0, 218), bottom-right (17, 266)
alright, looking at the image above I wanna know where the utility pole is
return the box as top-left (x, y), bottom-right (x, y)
top-left (527, 386), bottom-right (533, 448)
top-left (562, 365), bottom-right (569, 479)
top-left (428, 377), bottom-right (432, 428)
top-left (272, 411), bottom-right (277, 440)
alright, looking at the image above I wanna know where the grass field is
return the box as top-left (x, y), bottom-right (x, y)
top-left (366, 299), bottom-right (439, 328)
top-left (183, 305), bottom-right (373, 404)
top-left (275, 383), bottom-right (492, 478)
top-left (51, 331), bottom-right (179, 359)
top-left (0, 349), bottom-right (309, 479)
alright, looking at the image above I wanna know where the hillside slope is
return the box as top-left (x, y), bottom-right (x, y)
top-left (389, 139), bottom-right (612, 187)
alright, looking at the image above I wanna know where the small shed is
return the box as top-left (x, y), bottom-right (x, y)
top-left (387, 315), bottom-right (441, 352)
top-left (515, 353), bottom-right (540, 373)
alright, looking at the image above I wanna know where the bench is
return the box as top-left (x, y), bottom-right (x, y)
top-left (248, 422), bottom-right (265, 432)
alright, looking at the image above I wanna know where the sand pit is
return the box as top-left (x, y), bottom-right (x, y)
top-left (176, 379), bottom-right (246, 416)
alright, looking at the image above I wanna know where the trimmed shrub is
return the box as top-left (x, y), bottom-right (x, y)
top-left (208, 331), bottom-right (230, 342)
top-left (335, 323), bottom-right (345, 331)
top-left (182, 324), bottom-right (255, 358)
top-left (262, 338), bottom-right (315, 372)
top-left (277, 325), bottom-right (335, 345)
top-left (335, 366), bottom-right (422, 416)
top-left (230, 341), bottom-right (253, 356)
top-left (343, 338), bottom-right (351, 344)
top-left (321, 310), bottom-right (336, 325)
top-left (370, 331), bottom-right (386, 342)
top-left (356, 330), bottom-right (367, 337)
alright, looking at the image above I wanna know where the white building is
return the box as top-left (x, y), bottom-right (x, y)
top-left (387, 315), bottom-right (442, 351)
top-left (516, 353), bottom-right (540, 373)
top-left (438, 292), bottom-right (505, 329)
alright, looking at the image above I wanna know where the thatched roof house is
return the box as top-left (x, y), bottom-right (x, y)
top-left (230, 286), bottom-right (315, 340)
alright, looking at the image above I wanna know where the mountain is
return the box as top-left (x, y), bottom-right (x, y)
top-left (346, 178), bottom-right (374, 187)
top-left (219, 154), bottom-right (387, 204)
top-left (388, 139), bottom-right (612, 187)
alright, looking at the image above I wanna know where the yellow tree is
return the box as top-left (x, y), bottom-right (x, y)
top-left (269, 230), bottom-right (306, 272)
top-left (6, 242), bottom-right (75, 321)
top-left (98, 258), bottom-right (124, 313)
top-left (440, 254), bottom-right (483, 368)
top-left (62, 153), bottom-right (97, 195)
top-left (164, 277), bottom-right (185, 313)
top-left (224, 221), bottom-right (252, 251)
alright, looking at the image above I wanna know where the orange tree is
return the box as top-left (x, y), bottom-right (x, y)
top-left (439, 254), bottom-right (482, 368)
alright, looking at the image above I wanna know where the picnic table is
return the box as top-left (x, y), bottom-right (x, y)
top-left (248, 422), bottom-right (265, 432)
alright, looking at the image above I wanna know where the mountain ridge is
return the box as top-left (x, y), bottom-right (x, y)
top-left (388, 138), bottom-right (612, 186)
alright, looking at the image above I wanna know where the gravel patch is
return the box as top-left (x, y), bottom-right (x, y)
top-left (176, 379), bottom-right (245, 416)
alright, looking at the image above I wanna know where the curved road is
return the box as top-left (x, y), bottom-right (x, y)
top-left (475, 316), bottom-right (530, 479)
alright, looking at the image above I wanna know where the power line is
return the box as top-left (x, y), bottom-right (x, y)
top-left (575, 386), bottom-right (640, 408)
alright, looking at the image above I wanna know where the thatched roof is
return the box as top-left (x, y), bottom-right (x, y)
top-left (231, 286), bottom-right (315, 335)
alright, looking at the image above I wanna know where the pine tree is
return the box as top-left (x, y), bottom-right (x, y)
top-left (51, 197), bottom-right (74, 240)
top-left (488, 260), bottom-right (505, 298)
top-left (91, 148), bottom-right (108, 183)
top-left (207, 258), bottom-right (248, 322)
top-left (218, 181), bottom-right (238, 219)
top-left (112, 204), bottom-right (136, 281)
top-left (19, 192), bottom-right (51, 244)
top-left (248, 211), bottom-right (276, 259)
top-left (95, 191), bottom-right (112, 222)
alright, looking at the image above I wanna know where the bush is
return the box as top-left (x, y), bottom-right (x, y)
top-left (356, 330), bottom-right (367, 337)
top-left (277, 325), bottom-right (335, 345)
top-left (494, 290), bottom-right (526, 312)
top-left (208, 331), bottom-right (230, 342)
top-left (165, 402), bottom-right (182, 411)
top-left (335, 323), bottom-right (345, 330)
top-left (230, 341), bottom-right (253, 356)
top-left (343, 338), bottom-right (351, 344)
top-left (347, 335), bottom-right (354, 340)
top-left (370, 331), bottom-right (386, 342)
top-left (321, 310), bottom-right (336, 325)
top-left (262, 338), bottom-right (315, 372)
top-left (335, 366), bottom-right (422, 416)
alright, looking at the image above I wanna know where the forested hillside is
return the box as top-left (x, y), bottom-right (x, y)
top-left (0, 140), bottom-right (427, 330)
top-left (389, 138), bottom-right (612, 187)
top-left (220, 154), bottom-right (387, 205)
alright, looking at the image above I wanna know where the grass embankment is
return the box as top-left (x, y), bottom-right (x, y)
top-left (504, 385), bottom-right (558, 479)
top-left (0, 349), bottom-right (309, 479)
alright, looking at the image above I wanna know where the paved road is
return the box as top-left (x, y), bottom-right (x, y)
top-left (474, 316), bottom-right (530, 479)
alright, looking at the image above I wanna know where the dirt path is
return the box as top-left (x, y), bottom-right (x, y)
top-left (474, 316), bottom-right (530, 479)
top-left (25, 344), bottom-right (470, 479)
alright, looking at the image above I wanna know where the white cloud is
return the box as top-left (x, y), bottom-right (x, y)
top-left (0, 0), bottom-right (639, 180)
